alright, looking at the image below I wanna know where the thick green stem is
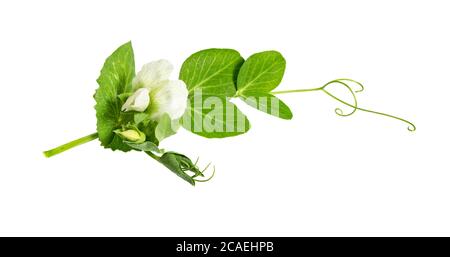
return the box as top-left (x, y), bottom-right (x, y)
top-left (43, 133), bottom-right (99, 158)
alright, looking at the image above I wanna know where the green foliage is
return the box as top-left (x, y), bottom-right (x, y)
top-left (235, 51), bottom-right (292, 119)
top-left (155, 114), bottom-right (180, 142)
top-left (126, 141), bottom-right (161, 153)
top-left (180, 50), bottom-right (292, 139)
top-left (94, 42), bottom-right (135, 151)
top-left (179, 49), bottom-right (244, 96)
top-left (47, 42), bottom-right (415, 186)
top-left (236, 51), bottom-right (286, 94)
top-left (179, 49), bottom-right (251, 138)
top-left (240, 93), bottom-right (292, 120)
top-left (134, 113), bottom-right (159, 145)
top-left (134, 112), bottom-right (151, 125)
top-left (181, 96), bottom-right (250, 138)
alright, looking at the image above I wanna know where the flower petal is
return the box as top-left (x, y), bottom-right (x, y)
top-left (149, 80), bottom-right (188, 121)
top-left (121, 88), bottom-right (150, 112)
top-left (132, 59), bottom-right (173, 90)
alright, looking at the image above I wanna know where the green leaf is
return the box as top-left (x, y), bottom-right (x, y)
top-left (155, 113), bottom-right (180, 142)
top-left (235, 51), bottom-right (291, 119)
top-left (125, 141), bottom-right (161, 153)
top-left (179, 49), bottom-right (249, 138)
top-left (236, 51), bottom-right (286, 95)
top-left (179, 49), bottom-right (244, 97)
top-left (118, 92), bottom-right (132, 103)
top-left (240, 93), bottom-right (293, 120)
top-left (94, 41), bottom-right (135, 151)
top-left (134, 112), bottom-right (151, 125)
top-left (181, 95), bottom-right (250, 138)
top-left (134, 113), bottom-right (159, 145)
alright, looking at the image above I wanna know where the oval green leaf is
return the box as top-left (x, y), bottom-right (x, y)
top-left (179, 49), bottom-right (244, 97)
top-left (240, 93), bottom-right (293, 120)
top-left (236, 51), bottom-right (286, 95)
top-left (181, 95), bottom-right (250, 138)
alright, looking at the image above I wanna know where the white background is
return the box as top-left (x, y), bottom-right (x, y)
top-left (0, 0), bottom-right (449, 236)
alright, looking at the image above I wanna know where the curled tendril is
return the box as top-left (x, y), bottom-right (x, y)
top-left (334, 78), bottom-right (365, 93)
top-left (194, 165), bottom-right (216, 183)
top-left (188, 158), bottom-right (216, 183)
top-left (193, 157), bottom-right (200, 166)
top-left (319, 78), bottom-right (416, 131)
top-left (321, 80), bottom-right (359, 117)
top-left (271, 78), bottom-right (416, 132)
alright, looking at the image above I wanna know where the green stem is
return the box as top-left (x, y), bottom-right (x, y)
top-left (43, 133), bottom-right (99, 158)
top-left (272, 87), bottom-right (322, 94)
top-left (145, 151), bottom-right (161, 161)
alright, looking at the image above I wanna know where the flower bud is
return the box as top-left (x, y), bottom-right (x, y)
top-left (115, 129), bottom-right (146, 143)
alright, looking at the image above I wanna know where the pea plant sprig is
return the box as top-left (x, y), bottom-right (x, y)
top-left (44, 42), bottom-right (415, 185)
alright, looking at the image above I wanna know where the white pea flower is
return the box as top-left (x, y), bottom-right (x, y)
top-left (121, 59), bottom-right (188, 121)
